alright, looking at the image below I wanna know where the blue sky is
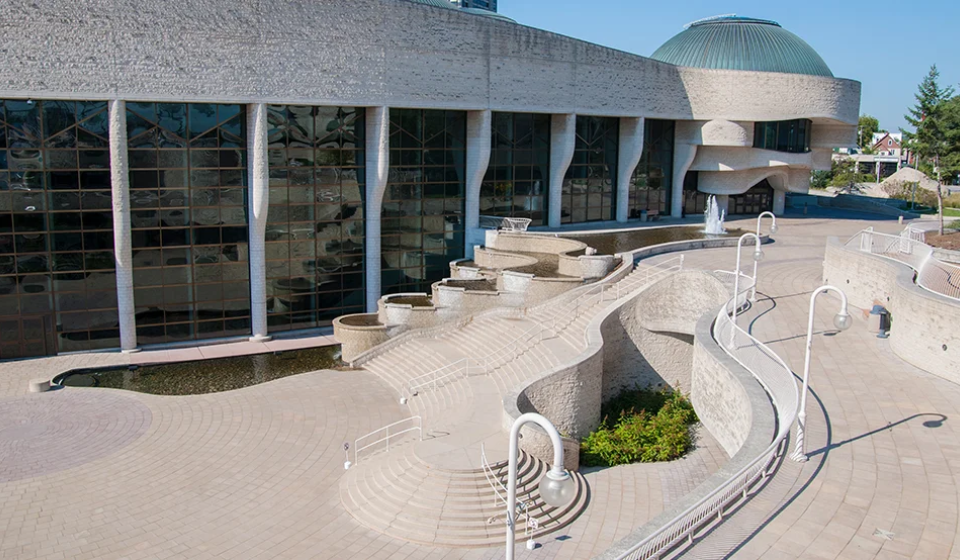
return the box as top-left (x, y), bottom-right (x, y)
top-left (499, 0), bottom-right (960, 133)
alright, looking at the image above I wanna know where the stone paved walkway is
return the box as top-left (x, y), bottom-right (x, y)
top-left (672, 210), bottom-right (960, 559)
top-left (2, 209), bottom-right (958, 559)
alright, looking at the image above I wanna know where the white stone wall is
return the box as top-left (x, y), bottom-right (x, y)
top-left (0, 0), bottom-right (860, 124)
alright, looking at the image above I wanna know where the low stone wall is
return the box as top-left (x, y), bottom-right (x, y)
top-left (890, 277), bottom-right (960, 381)
top-left (822, 238), bottom-right (900, 310)
top-left (822, 237), bottom-right (960, 381)
top-left (333, 315), bottom-right (391, 363)
top-left (634, 270), bottom-right (731, 336)
top-left (596, 310), bottom-right (777, 560)
top-left (557, 253), bottom-right (619, 279)
top-left (600, 271), bottom-right (728, 399)
top-left (473, 247), bottom-right (538, 270)
top-left (432, 282), bottom-right (525, 315)
top-left (486, 231), bottom-right (587, 255)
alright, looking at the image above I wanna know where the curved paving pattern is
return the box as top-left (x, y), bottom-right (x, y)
top-left (0, 390), bottom-right (152, 483)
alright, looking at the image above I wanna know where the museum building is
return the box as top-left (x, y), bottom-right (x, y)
top-left (0, 0), bottom-right (860, 359)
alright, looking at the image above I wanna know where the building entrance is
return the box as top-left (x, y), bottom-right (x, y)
top-left (730, 180), bottom-right (774, 215)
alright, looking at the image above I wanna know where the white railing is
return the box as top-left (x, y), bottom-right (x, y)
top-left (479, 215), bottom-right (533, 232)
top-left (406, 256), bottom-right (684, 398)
top-left (847, 228), bottom-right (960, 301)
top-left (613, 269), bottom-right (797, 560)
top-left (480, 443), bottom-right (537, 538)
top-left (354, 416), bottom-right (423, 465)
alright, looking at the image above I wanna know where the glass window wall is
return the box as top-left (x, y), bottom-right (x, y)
top-left (754, 119), bottom-right (812, 153)
top-left (383, 109), bottom-right (465, 294)
top-left (127, 103), bottom-right (250, 345)
top-left (481, 112), bottom-right (549, 227)
top-left (0, 100), bottom-right (118, 359)
top-left (628, 119), bottom-right (674, 218)
top-left (562, 116), bottom-right (618, 224)
top-left (265, 106), bottom-right (365, 333)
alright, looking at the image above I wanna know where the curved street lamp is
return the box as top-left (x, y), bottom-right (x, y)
top-left (730, 232), bottom-right (764, 346)
top-left (791, 285), bottom-right (852, 462)
top-left (752, 212), bottom-right (778, 302)
top-left (505, 413), bottom-right (576, 559)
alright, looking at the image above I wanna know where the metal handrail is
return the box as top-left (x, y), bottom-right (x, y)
top-left (480, 443), bottom-right (535, 536)
top-left (354, 416), bottom-right (423, 465)
top-left (613, 273), bottom-right (797, 559)
top-left (846, 228), bottom-right (960, 301)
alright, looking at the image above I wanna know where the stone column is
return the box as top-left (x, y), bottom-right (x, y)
top-left (773, 190), bottom-right (786, 215)
top-left (465, 110), bottom-right (492, 258)
top-left (672, 142), bottom-right (698, 218)
top-left (108, 100), bottom-right (138, 353)
top-left (617, 117), bottom-right (645, 223)
top-left (548, 114), bottom-right (577, 228)
top-left (247, 103), bottom-right (271, 342)
top-left (365, 107), bottom-right (390, 313)
top-left (715, 194), bottom-right (730, 217)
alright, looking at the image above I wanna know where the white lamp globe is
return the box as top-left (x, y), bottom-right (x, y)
top-left (753, 249), bottom-right (765, 262)
top-left (834, 312), bottom-right (852, 331)
top-left (770, 223), bottom-right (779, 234)
top-left (539, 468), bottom-right (576, 507)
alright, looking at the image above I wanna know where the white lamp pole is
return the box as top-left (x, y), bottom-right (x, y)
top-left (730, 232), bottom-right (764, 346)
top-left (752, 212), bottom-right (778, 302)
top-left (791, 285), bottom-right (852, 462)
top-left (506, 413), bottom-right (575, 560)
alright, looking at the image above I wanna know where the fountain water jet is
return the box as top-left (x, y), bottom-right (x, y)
top-left (704, 195), bottom-right (726, 235)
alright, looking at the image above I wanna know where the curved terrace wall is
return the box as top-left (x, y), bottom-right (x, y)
top-left (504, 234), bottom-right (773, 471)
top-left (823, 237), bottom-right (960, 381)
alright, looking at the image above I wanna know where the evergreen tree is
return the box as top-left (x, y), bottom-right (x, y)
top-left (903, 65), bottom-right (956, 234)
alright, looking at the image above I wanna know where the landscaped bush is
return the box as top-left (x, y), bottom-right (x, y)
top-left (580, 388), bottom-right (698, 467)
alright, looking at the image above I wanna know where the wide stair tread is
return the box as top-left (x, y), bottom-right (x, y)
top-left (340, 447), bottom-right (589, 547)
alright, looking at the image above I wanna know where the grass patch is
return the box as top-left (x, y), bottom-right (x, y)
top-left (943, 207), bottom-right (960, 217)
top-left (580, 388), bottom-right (698, 467)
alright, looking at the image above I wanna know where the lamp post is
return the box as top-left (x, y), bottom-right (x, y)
top-left (791, 285), bottom-right (852, 462)
top-left (751, 212), bottom-right (778, 302)
top-left (505, 413), bottom-right (576, 559)
top-left (730, 232), bottom-right (764, 346)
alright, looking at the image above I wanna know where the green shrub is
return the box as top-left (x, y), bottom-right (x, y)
top-left (580, 388), bottom-right (698, 467)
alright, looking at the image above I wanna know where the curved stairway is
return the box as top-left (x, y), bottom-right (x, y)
top-left (340, 445), bottom-right (589, 548)
top-left (341, 260), bottom-right (675, 548)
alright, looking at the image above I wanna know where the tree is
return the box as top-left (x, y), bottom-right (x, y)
top-left (903, 65), bottom-right (956, 234)
top-left (858, 114), bottom-right (881, 153)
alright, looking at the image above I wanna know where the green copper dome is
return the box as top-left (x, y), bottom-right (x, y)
top-left (651, 16), bottom-right (833, 78)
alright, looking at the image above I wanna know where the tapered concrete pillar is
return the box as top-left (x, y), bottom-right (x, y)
top-left (108, 100), bottom-right (138, 353)
top-left (548, 114), bottom-right (576, 228)
top-left (672, 142), bottom-right (698, 218)
top-left (247, 103), bottom-right (271, 342)
top-left (465, 110), bottom-right (492, 258)
top-left (715, 194), bottom-right (730, 216)
top-left (365, 107), bottom-right (390, 313)
top-left (617, 117), bottom-right (645, 223)
top-left (773, 190), bottom-right (786, 215)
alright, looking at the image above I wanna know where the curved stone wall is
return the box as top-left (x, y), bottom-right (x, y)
top-left (0, 0), bottom-right (859, 125)
top-left (823, 237), bottom-right (960, 381)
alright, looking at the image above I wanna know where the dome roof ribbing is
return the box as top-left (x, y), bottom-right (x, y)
top-left (651, 15), bottom-right (833, 77)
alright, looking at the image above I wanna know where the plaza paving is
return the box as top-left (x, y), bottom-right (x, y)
top-left (2, 209), bottom-right (959, 559)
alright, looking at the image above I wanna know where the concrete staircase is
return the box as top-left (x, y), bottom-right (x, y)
top-left (343, 260), bottom-right (674, 548)
top-left (340, 445), bottom-right (589, 548)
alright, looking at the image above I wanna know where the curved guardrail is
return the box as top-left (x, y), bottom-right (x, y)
top-left (848, 227), bottom-right (960, 301)
top-left (612, 272), bottom-right (798, 560)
